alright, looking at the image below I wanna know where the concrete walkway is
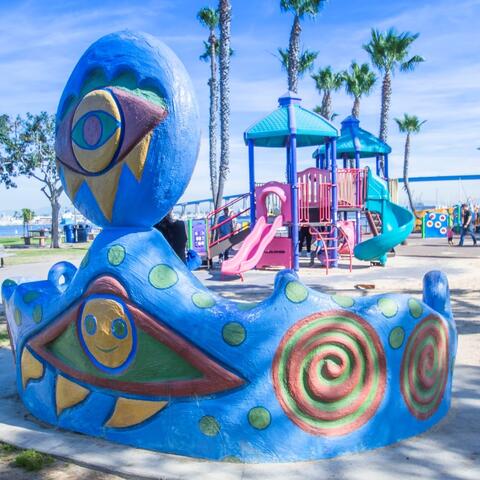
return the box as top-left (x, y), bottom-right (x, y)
top-left (0, 236), bottom-right (479, 479)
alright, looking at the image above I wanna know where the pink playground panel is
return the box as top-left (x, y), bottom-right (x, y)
top-left (297, 167), bottom-right (366, 224)
top-left (255, 181), bottom-right (291, 222)
top-left (298, 168), bottom-right (332, 223)
top-left (337, 220), bottom-right (356, 254)
top-left (337, 168), bottom-right (367, 209)
top-left (257, 237), bottom-right (292, 269)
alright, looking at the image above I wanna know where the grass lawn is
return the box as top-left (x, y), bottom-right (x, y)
top-left (1, 237), bottom-right (88, 265)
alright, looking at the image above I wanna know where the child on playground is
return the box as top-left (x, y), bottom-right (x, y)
top-left (447, 226), bottom-right (454, 246)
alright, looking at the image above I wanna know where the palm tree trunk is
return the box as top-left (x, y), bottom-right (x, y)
top-left (215, 0), bottom-right (231, 211)
top-left (403, 133), bottom-right (416, 216)
top-left (208, 32), bottom-right (218, 204)
top-left (320, 91), bottom-right (329, 118)
top-left (325, 90), bottom-right (332, 120)
top-left (288, 15), bottom-right (301, 93)
top-left (352, 96), bottom-right (360, 118)
top-left (379, 70), bottom-right (392, 142)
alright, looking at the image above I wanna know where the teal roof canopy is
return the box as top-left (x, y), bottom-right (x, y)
top-left (313, 116), bottom-right (391, 159)
top-left (244, 92), bottom-right (339, 148)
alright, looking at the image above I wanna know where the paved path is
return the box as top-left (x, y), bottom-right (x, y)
top-left (0, 235), bottom-right (479, 479)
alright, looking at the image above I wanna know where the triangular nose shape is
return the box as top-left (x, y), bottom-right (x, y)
top-left (109, 87), bottom-right (168, 159)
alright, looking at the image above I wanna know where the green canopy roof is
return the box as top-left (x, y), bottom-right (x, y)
top-left (313, 116), bottom-right (391, 159)
top-left (244, 92), bottom-right (339, 148)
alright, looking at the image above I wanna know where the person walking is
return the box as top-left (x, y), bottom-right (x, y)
top-left (458, 203), bottom-right (477, 246)
top-left (299, 224), bottom-right (312, 256)
top-left (217, 206), bottom-right (234, 261)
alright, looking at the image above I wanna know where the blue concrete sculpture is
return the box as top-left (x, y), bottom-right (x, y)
top-left (2, 31), bottom-right (457, 463)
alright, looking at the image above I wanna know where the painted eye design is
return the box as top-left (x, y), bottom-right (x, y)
top-left (56, 84), bottom-right (168, 177)
top-left (71, 110), bottom-right (120, 151)
top-left (111, 318), bottom-right (128, 340)
top-left (84, 314), bottom-right (97, 336)
top-left (70, 90), bottom-right (122, 174)
top-left (28, 276), bottom-right (244, 396)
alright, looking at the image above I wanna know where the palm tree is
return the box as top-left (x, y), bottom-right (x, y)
top-left (277, 47), bottom-right (318, 87)
top-left (198, 7), bottom-right (220, 204)
top-left (395, 114), bottom-right (426, 216)
top-left (363, 28), bottom-right (424, 143)
top-left (311, 66), bottom-right (343, 120)
top-left (342, 61), bottom-right (377, 118)
top-left (280, 0), bottom-right (328, 93)
top-left (14, 208), bottom-right (35, 237)
top-left (215, 0), bottom-right (232, 212)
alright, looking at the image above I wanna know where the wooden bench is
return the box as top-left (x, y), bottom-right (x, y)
top-left (0, 245), bottom-right (15, 267)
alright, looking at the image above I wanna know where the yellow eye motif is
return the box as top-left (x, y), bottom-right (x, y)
top-left (71, 90), bottom-right (122, 173)
top-left (78, 298), bottom-right (135, 373)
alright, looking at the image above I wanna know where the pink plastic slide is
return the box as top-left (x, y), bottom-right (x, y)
top-left (221, 215), bottom-right (283, 276)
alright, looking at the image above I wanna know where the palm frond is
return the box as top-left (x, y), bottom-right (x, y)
top-left (197, 7), bottom-right (219, 30)
top-left (395, 113), bottom-right (427, 133)
top-left (312, 66), bottom-right (344, 92)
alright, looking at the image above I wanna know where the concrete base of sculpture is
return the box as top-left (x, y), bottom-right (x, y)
top-left (3, 227), bottom-right (457, 462)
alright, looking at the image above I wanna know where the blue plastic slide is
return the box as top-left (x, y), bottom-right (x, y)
top-left (354, 169), bottom-right (415, 265)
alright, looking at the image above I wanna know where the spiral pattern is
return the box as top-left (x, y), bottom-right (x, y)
top-left (401, 315), bottom-right (449, 420)
top-left (272, 311), bottom-right (386, 436)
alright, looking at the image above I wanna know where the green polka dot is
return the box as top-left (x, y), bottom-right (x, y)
top-left (248, 407), bottom-right (271, 430)
top-left (107, 245), bottom-right (125, 266)
top-left (377, 297), bottom-right (398, 318)
top-left (192, 292), bottom-right (216, 309)
top-left (408, 298), bottom-right (423, 319)
top-left (14, 309), bottom-right (22, 326)
top-left (285, 281), bottom-right (308, 303)
top-left (389, 326), bottom-right (405, 349)
top-left (222, 322), bottom-right (246, 346)
top-left (149, 264), bottom-right (178, 289)
top-left (199, 416), bottom-right (220, 436)
top-left (22, 291), bottom-right (40, 304)
top-left (2, 279), bottom-right (17, 288)
top-left (236, 302), bottom-right (258, 311)
top-left (80, 251), bottom-right (89, 269)
top-left (32, 305), bottom-right (43, 324)
top-left (332, 294), bottom-right (355, 308)
top-left (222, 456), bottom-right (242, 463)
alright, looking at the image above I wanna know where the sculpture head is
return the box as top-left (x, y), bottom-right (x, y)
top-left (56, 31), bottom-right (200, 227)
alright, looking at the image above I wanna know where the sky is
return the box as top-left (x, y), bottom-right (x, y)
top-left (0, 0), bottom-right (479, 214)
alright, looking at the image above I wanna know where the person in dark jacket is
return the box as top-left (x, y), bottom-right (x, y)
top-left (459, 203), bottom-right (477, 246)
top-left (155, 211), bottom-right (188, 263)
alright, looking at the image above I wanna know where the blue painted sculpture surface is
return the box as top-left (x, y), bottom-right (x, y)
top-left (2, 31), bottom-right (457, 463)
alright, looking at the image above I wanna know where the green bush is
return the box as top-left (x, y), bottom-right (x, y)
top-left (0, 443), bottom-right (19, 453)
top-left (13, 449), bottom-right (54, 471)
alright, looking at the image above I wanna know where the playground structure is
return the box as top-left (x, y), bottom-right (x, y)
top-left (2, 31), bottom-right (457, 463)
top-left (214, 103), bottom-right (415, 276)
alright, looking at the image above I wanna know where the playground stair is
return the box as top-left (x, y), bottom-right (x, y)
top-left (366, 211), bottom-right (382, 235)
top-left (208, 227), bottom-right (251, 259)
top-left (310, 225), bottom-right (353, 275)
top-left (206, 193), bottom-right (251, 263)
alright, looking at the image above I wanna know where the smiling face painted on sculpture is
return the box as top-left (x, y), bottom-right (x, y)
top-left (79, 298), bottom-right (135, 372)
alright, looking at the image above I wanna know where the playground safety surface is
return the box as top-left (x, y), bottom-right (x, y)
top-left (0, 235), bottom-right (478, 479)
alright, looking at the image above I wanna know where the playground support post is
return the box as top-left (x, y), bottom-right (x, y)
top-left (291, 133), bottom-right (299, 271)
top-left (319, 153), bottom-right (325, 169)
top-left (248, 139), bottom-right (256, 227)
top-left (330, 138), bottom-right (338, 267)
top-left (375, 155), bottom-right (380, 177)
top-left (325, 142), bottom-right (331, 170)
top-left (384, 153), bottom-right (389, 181)
top-left (355, 149), bottom-right (361, 244)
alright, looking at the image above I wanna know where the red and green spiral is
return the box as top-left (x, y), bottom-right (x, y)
top-left (401, 315), bottom-right (449, 420)
top-left (272, 311), bottom-right (386, 436)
